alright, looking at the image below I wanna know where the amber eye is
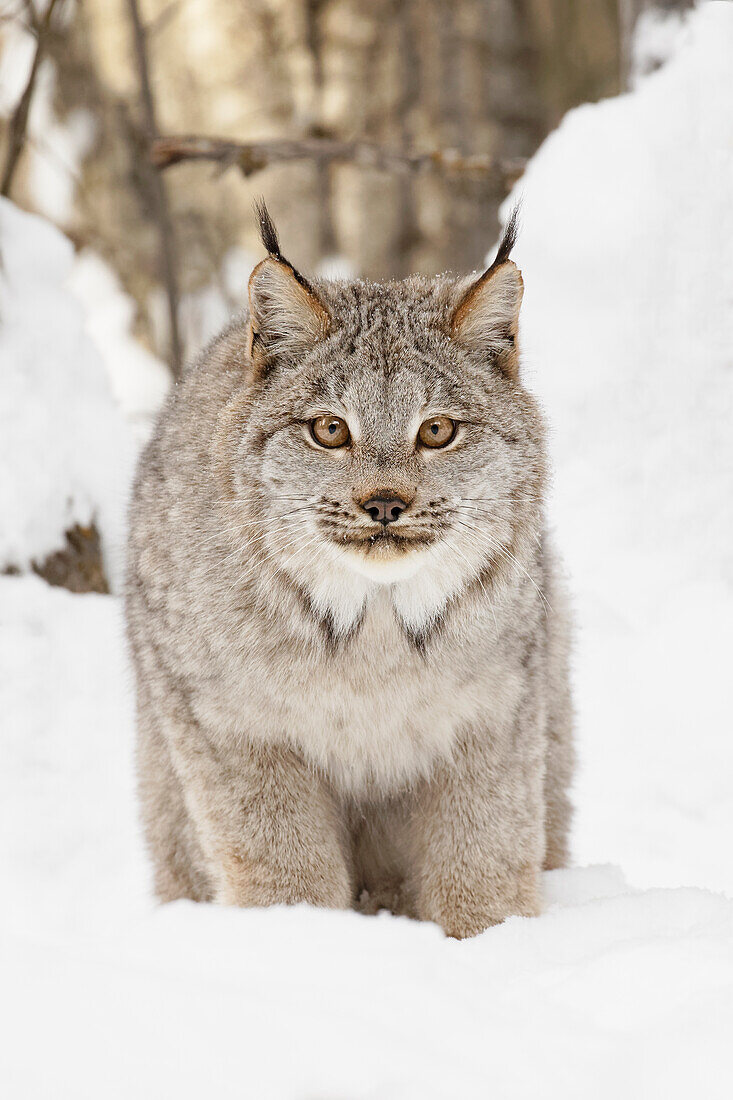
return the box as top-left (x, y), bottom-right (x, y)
top-left (418, 416), bottom-right (456, 449)
top-left (310, 414), bottom-right (350, 448)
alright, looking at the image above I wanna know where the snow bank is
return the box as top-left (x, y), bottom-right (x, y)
top-left (68, 250), bottom-right (170, 441)
top-left (507, 0), bottom-right (733, 894)
top-left (0, 577), bottom-right (150, 940)
top-left (0, 199), bottom-right (137, 587)
top-left (631, 5), bottom-right (690, 85)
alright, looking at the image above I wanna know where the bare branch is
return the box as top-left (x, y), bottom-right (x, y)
top-left (151, 135), bottom-right (527, 188)
top-left (125, 0), bottom-right (182, 377)
top-left (1, 0), bottom-right (62, 198)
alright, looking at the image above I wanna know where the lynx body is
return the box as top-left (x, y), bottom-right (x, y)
top-left (126, 206), bottom-right (573, 937)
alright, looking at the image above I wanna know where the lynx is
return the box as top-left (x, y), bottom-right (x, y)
top-left (126, 202), bottom-right (573, 938)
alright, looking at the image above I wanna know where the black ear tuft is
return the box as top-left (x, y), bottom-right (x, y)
top-left (489, 203), bottom-right (521, 273)
top-left (252, 196), bottom-right (320, 298)
top-left (450, 203), bottom-right (524, 379)
top-left (253, 197), bottom-right (283, 261)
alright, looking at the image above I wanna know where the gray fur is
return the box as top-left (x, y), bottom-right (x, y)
top-left (126, 229), bottom-right (574, 938)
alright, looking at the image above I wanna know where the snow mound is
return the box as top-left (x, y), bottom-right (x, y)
top-left (508, 0), bottom-right (733, 894)
top-left (0, 577), bottom-right (150, 940)
top-left (631, 5), bottom-right (690, 85)
top-left (68, 250), bottom-right (170, 439)
top-left (0, 199), bottom-right (136, 587)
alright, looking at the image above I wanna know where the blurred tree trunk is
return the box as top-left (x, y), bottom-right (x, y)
top-left (312, 0), bottom-right (546, 277)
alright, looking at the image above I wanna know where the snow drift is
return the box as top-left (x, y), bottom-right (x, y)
top-left (508, 0), bottom-right (733, 895)
top-left (0, 199), bottom-right (136, 589)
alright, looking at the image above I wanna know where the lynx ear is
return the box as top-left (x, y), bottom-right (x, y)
top-left (451, 208), bottom-right (523, 379)
top-left (247, 199), bottom-right (330, 371)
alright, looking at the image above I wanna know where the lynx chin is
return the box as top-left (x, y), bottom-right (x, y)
top-left (126, 201), bottom-right (574, 939)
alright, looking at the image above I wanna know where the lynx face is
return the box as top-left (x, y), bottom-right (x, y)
top-left (220, 206), bottom-right (545, 626)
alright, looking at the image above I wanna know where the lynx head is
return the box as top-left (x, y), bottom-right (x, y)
top-left (218, 200), bottom-right (546, 637)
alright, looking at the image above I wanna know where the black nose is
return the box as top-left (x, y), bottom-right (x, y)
top-left (362, 496), bottom-right (408, 525)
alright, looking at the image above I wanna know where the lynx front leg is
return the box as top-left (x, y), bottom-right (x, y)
top-left (412, 723), bottom-right (546, 939)
top-left (169, 727), bottom-right (353, 910)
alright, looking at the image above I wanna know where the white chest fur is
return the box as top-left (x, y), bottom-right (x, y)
top-left (232, 590), bottom-right (513, 798)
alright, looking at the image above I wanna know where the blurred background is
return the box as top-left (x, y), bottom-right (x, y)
top-left (1, 0), bottom-right (690, 372)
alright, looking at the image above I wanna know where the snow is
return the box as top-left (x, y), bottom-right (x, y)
top-left (505, 0), bottom-right (733, 897)
top-left (631, 5), bottom-right (689, 86)
top-left (68, 250), bottom-right (170, 440)
top-left (2, 4), bottom-right (733, 1097)
top-left (0, 198), bottom-right (135, 589)
top-left (2, 872), bottom-right (731, 1099)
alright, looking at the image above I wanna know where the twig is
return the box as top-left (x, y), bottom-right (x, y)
top-left (125, 0), bottom-right (182, 377)
top-left (151, 135), bottom-right (527, 187)
top-left (1, 0), bottom-right (62, 198)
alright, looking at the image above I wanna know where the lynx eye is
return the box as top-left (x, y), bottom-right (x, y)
top-left (310, 414), bottom-right (350, 448)
top-left (418, 416), bottom-right (456, 449)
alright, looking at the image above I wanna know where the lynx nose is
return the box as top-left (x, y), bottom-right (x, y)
top-left (362, 496), bottom-right (408, 525)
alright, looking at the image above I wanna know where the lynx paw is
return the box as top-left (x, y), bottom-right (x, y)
top-left (418, 864), bottom-right (541, 939)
